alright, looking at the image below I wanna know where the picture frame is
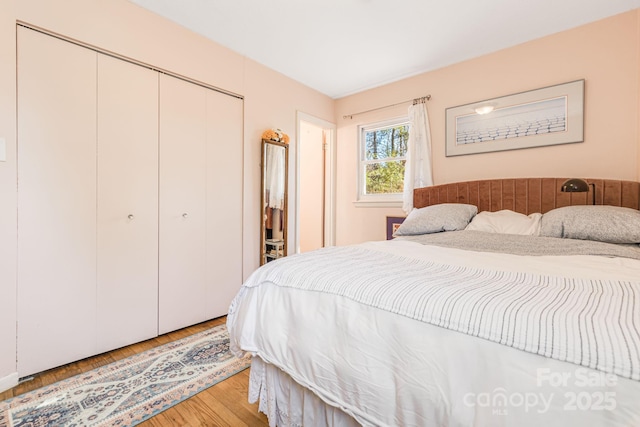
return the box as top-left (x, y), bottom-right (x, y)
top-left (445, 80), bottom-right (584, 157)
top-left (386, 216), bottom-right (405, 240)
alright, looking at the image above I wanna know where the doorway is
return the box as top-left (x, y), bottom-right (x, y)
top-left (296, 112), bottom-right (336, 253)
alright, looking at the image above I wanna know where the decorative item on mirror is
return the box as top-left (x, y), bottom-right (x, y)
top-left (262, 128), bottom-right (290, 144)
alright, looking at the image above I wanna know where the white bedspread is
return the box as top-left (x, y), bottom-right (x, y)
top-left (228, 238), bottom-right (640, 426)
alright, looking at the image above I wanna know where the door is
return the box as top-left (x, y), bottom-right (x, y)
top-left (297, 114), bottom-right (336, 253)
top-left (17, 27), bottom-right (98, 376)
top-left (96, 54), bottom-right (159, 353)
top-left (299, 121), bottom-right (325, 252)
top-left (158, 74), bottom-right (208, 334)
top-left (205, 90), bottom-right (243, 319)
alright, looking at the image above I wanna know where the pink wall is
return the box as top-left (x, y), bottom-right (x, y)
top-left (334, 10), bottom-right (640, 245)
top-left (242, 59), bottom-right (334, 269)
top-left (0, 0), bottom-right (333, 389)
top-left (1, 0), bottom-right (638, 391)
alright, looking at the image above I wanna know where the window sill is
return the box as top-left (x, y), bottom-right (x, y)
top-left (353, 199), bottom-right (403, 208)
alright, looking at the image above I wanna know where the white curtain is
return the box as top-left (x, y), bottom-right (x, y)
top-left (402, 102), bottom-right (434, 213)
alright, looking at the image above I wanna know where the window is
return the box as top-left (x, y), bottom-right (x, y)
top-left (357, 118), bottom-right (410, 205)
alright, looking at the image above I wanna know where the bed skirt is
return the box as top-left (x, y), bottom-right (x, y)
top-left (249, 356), bottom-right (360, 427)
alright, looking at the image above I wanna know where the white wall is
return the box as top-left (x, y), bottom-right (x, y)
top-left (0, 0), bottom-right (334, 390)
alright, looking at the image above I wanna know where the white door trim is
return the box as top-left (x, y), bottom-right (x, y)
top-left (295, 111), bottom-right (336, 253)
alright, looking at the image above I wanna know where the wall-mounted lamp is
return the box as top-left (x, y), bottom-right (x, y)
top-left (474, 105), bottom-right (495, 115)
top-left (561, 178), bottom-right (595, 205)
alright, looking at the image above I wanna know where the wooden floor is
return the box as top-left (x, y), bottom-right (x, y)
top-left (0, 317), bottom-right (269, 427)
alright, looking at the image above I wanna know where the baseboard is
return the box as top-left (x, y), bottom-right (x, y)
top-left (0, 372), bottom-right (19, 393)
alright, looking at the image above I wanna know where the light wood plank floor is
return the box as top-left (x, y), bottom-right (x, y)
top-left (0, 317), bottom-right (269, 427)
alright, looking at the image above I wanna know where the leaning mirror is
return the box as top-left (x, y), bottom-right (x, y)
top-left (260, 139), bottom-right (288, 265)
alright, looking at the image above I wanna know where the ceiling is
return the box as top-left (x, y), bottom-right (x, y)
top-left (130, 0), bottom-right (640, 99)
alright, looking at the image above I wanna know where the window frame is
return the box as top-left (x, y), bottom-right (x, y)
top-left (355, 117), bottom-right (410, 207)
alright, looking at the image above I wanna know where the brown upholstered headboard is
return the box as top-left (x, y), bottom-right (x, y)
top-left (413, 178), bottom-right (640, 214)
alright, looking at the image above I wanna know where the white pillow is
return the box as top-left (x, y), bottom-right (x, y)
top-left (465, 210), bottom-right (543, 236)
top-left (393, 203), bottom-right (478, 236)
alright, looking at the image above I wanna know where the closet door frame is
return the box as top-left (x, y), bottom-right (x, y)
top-left (16, 24), bottom-right (245, 375)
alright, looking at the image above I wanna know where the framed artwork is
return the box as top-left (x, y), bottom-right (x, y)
top-left (445, 80), bottom-right (584, 156)
top-left (386, 216), bottom-right (405, 240)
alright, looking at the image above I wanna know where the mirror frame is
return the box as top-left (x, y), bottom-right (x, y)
top-left (260, 138), bottom-right (289, 265)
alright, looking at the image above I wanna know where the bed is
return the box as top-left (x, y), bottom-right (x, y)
top-left (227, 178), bottom-right (640, 427)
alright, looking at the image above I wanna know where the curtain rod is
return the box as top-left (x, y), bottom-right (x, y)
top-left (343, 95), bottom-right (431, 120)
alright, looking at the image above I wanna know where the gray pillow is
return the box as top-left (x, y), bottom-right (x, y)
top-left (394, 203), bottom-right (478, 236)
top-left (540, 205), bottom-right (640, 244)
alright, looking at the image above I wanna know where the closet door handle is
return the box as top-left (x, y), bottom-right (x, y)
top-left (127, 214), bottom-right (135, 220)
top-left (182, 212), bottom-right (189, 219)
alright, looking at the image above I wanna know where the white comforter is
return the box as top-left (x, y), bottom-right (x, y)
top-left (228, 238), bottom-right (640, 427)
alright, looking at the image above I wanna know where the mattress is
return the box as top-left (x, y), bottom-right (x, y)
top-left (228, 233), bottom-right (640, 426)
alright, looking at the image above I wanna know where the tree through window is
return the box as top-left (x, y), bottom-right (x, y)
top-left (359, 119), bottom-right (410, 199)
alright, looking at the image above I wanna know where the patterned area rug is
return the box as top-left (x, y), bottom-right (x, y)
top-left (0, 324), bottom-right (250, 427)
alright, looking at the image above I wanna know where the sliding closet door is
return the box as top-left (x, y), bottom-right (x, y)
top-left (96, 54), bottom-right (159, 353)
top-left (17, 27), bottom-right (97, 376)
top-left (159, 74), bottom-right (208, 334)
top-left (205, 91), bottom-right (243, 318)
